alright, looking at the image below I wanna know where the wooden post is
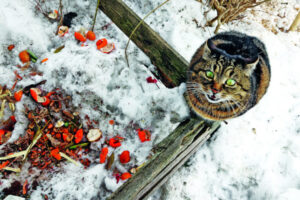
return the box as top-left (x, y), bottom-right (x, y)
top-left (99, 0), bottom-right (221, 199)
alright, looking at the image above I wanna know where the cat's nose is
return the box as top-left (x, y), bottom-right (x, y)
top-left (211, 88), bottom-right (220, 94)
top-left (212, 83), bottom-right (222, 94)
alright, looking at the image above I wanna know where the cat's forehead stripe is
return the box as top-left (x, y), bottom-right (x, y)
top-left (224, 67), bottom-right (234, 76)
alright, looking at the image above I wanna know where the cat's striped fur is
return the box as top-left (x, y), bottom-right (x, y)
top-left (185, 31), bottom-right (271, 121)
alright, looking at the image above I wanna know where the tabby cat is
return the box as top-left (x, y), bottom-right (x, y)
top-left (185, 31), bottom-right (271, 121)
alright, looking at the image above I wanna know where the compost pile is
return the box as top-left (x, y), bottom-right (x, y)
top-left (0, 78), bottom-right (153, 198)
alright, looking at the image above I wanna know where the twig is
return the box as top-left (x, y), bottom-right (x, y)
top-left (32, 0), bottom-right (53, 20)
top-left (60, 152), bottom-right (82, 166)
top-left (288, 11), bottom-right (300, 32)
top-left (0, 150), bottom-right (27, 161)
top-left (91, 0), bottom-right (101, 31)
top-left (124, 0), bottom-right (171, 68)
top-left (207, 0), bottom-right (271, 33)
top-left (22, 124), bottom-right (44, 161)
top-left (3, 167), bottom-right (21, 173)
top-left (56, 0), bottom-right (63, 35)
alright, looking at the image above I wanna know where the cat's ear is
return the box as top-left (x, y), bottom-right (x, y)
top-left (202, 39), bottom-right (213, 60)
top-left (244, 57), bottom-right (259, 76)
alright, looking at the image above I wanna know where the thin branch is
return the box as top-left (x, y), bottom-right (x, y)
top-left (91, 0), bottom-right (101, 31)
top-left (55, 0), bottom-right (63, 35)
top-left (288, 11), bottom-right (300, 32)
top-left (125, 0), bottom-right (171, 68)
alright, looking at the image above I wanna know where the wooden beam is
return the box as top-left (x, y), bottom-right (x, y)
top-left (107, 119), bottom-right (220, 200)
top-left (99, 0), bottom-right (188, 88)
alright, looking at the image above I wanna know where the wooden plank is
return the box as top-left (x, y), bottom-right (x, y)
top-left (140, 121), bottom-right (220, 199)
top-left (99, 0), bottom-right (188, 88)
top-left (107, 119), bottom-right (220, 200)
top-left (99, 1), bottom-right (221, 199)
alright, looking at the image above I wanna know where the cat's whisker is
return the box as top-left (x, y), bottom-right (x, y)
top-left (225, 99), bottom-right (237, 117)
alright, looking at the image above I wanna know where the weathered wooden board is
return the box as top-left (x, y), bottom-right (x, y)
top-left (107, 119), bottom-right (220, 200)
top-left (99, 0), bottom-right (221, 199)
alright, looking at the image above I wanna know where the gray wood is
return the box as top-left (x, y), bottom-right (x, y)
top-left (107, 118), bottom-right (220, 200)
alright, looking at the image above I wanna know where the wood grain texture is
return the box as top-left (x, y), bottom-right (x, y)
top-left (107, 119), bottom-right (220, 200)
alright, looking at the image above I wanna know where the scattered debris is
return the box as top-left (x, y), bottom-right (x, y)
top-left (146, 76), bottom-right (157, 83)
top-left (99, 43), bottom-right (115, 54)
top-left (137, 129), bottom-right (151, 142)
top-left (86, 30), bottom-right (96, 41)
top-left (108, 136), bottom-right (123, 148)
top-left (74, 32), bottom-right (86, 42)
top-left (121, 172), bottom-right (131, 180)
top-left (48, 10), bottom-right (58, 20)
top-left (58, 25), bottom-right (69, 37)
top-left (99, 147), bottom-right (108, 164)
top-left (96, 38), bottom-right (108, 49)
top-left (119, 150), bottom-right (130, 164)
top-left (7, 45), bottom-right (15, 51)
top-left (62, 12), bottom-right (78, 27)
top-left (87, 128), bottom-right (102, 142)
top-left (18, 50), bottom-right (30, 63)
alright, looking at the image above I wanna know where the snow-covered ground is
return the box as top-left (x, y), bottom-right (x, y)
top-left (1, 0), bottom-right (300, 199)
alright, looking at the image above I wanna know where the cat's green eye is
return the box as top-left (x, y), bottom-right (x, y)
top-left (206, 71), bottom-right (214, 79)
top-left (226, 79), bottom-right (236, 86)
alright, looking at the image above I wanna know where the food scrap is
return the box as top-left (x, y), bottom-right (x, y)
top-left (99, 147), bottom-right (108, 164)
top-left (121, 172), bottom-right (131, 180)
top-left (86, 30), bottom-right (96, 41)
top-left (119, 150), bottom-right (130, 164)
top-left (74, 32), bottom-right (86, 43)
top-left (7, 44), bottom-right (15, 51)
top-left (137, 129), bottom-right (151, 142)
top-left (19, 50), bottom-right (30, 63)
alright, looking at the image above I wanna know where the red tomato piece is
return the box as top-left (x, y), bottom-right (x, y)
top-left (119, 150), bottom-right (130, 164)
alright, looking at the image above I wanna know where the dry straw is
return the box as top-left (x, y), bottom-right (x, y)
top-left (205, 0), bottom-right (271, 33)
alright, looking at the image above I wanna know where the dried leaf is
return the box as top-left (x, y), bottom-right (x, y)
top-left (54, 45), bottom-right (65, 53)
top-left (46, 134), bottom-right (61, 147)
top-left (0, 99), bottom-right (6, 119)
top-left (106, 152), bottom-right (115, 170)
top-left (9, 103), bottom-right (15, 112)
top-left (63, 110), bottom-right (74, 119)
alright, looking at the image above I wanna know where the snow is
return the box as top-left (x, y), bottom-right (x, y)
top-left (1, 0), bottom-right (300, 199)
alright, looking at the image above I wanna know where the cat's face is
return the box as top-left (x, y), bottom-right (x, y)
top-left (187, 40), bottom-right (258, 106)
top-left (188, 56), bottom-right (252, 104)
top-left (185, 32), bottom-right (270, 120)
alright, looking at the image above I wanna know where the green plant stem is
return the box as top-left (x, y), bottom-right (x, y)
top-left (91, 0), bottom-right (101, 31)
